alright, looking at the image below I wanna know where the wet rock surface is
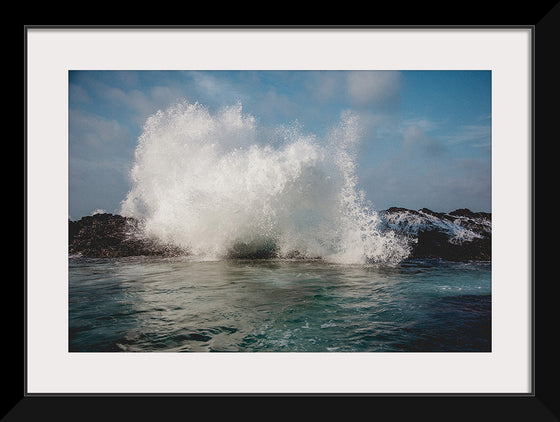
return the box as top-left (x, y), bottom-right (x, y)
top-left (69, 213), bottom-right (185, 258)
top-left (69, 208), bottom-right (491, 261)
top-left (380, 207), bottom-right (491, 261)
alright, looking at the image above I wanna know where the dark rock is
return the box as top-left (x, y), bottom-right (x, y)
top-left (449, 208), bottom-right (492, 220)
top-left (68, 213), bottom-right (186, 258)
top-left (226, 240), bottom-right (279, 259)
top-left (385, 206), bottom-right (416, 214)
top-left (381, 207), bottom-right (491, 261)
top-left (69, 208), bottom-right (491, 261)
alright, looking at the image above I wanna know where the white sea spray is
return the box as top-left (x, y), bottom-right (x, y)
top-left (120, 100), bottom-right (411, 264)
top-left (383, 208), bottom-right (490, 245)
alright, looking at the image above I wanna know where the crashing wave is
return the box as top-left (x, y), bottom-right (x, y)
top-left (119, 100), bottom-right (411, 264)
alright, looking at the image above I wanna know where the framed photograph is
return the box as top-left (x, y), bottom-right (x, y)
top-left (21, 23), bottom-right (547, 419)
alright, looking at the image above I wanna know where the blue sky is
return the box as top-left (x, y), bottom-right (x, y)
top-left (69, 70), bottom-right (491, 219)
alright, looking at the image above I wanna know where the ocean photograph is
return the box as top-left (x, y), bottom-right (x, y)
top-left (69, 70), bottom-right (491, 353)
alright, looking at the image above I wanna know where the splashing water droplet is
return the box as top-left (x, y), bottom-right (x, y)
top-left (120, 100), bottom-right (410, 264)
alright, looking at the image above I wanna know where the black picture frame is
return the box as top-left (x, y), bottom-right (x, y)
top-left (18, 18), bottom-right (553, 420)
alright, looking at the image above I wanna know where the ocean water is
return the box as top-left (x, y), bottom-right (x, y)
top-left (69, 257), bottom-right (491, 352)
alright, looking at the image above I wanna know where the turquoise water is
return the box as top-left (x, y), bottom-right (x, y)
top-left (69, 257), bottom-right (491, 352)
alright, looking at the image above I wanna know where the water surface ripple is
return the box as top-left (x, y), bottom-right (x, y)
top-left (69, 257), bottom-right (491, 352)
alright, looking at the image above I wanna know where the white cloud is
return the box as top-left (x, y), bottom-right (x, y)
top-left (69, 109), bottom-right (131, 151)
top-left (346, 71), bottom-right (402, 108)
top-left (104, 88), bottom-right (155, 120)
top-left (402, 117), bottom-right (439, 132)
top-left (445, 124), bottom-right (491, 147)
top-left (304, 72), bottom-right (343, 103)
top-left (402, 125), bottom-right (446, 157)
top-left (151, 86), bottom-right (183, 108)
top-left (69, 83), bottom-right (89, 104)
top-left (89, 80), bottom-right (186, 127)
top-left (190, 72), bottom-right (245, 107)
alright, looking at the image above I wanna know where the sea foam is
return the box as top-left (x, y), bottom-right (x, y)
top-left (120, 100), bottom-right (410, 264)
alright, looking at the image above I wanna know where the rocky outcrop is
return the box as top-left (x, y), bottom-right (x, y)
top-left (69, 208), bottom-right (491, 261)
top-left (69, 213), bottom-right (185, 258)
top-left (380, 207), bottom-right (491, 261)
